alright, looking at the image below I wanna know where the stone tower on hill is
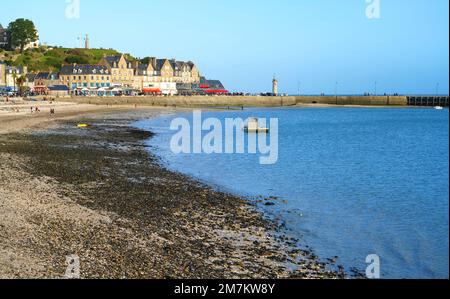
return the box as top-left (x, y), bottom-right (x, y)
top-left (85, 34), bottom-right (89, 49)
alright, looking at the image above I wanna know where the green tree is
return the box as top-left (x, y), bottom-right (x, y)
top-left (8, 19), bottom-right (38, 53)
top-left (140, 57), bottom-right (151, 65)
top-left (65, 54), bottom-right (90, 65)
top-left (15, 75), bottom-right (27, 95)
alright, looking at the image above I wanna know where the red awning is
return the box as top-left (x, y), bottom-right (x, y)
top-left (143, 88), bottom-right (162, 93)
top-left (205, 89), bottom-right (229, 94)
top-left (199, 84), bottom-right (210, 89)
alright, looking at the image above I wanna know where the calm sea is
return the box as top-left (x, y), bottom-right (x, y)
top-left (134, 107), bottom-right (449, 279)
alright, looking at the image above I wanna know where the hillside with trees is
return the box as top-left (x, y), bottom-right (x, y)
top-left (0, 47), bottom-right (137, 72)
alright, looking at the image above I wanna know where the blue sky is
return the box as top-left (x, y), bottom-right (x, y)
top-left (1, 0), bottom-right (449, 94)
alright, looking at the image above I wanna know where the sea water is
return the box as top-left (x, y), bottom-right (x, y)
top-left (134, 107), bottom-right (449, 279)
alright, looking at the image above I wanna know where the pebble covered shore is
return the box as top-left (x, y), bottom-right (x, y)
top-left (0, 110), bottom-right (350, 279)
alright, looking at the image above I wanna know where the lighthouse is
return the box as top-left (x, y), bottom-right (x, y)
top-left (272, 76), bottom-right (278, 95)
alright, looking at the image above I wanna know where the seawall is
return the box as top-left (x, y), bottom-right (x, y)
top-left (295, 95), bottom-right (407, 106)
top-left (55, 95), bottom-right (408, 107)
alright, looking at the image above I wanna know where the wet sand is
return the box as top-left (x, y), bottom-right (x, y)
top-left (0, 106), bottom-right (348, 279)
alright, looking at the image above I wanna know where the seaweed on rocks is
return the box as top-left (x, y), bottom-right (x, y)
top-left (0, 111), bottom-right (349, 279)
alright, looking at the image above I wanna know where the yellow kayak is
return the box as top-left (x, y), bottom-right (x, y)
top-left (77, 124), bottom-right (89, 128)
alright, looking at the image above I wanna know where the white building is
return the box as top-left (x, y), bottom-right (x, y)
top-left (23, 31), bottom-right (39, 50)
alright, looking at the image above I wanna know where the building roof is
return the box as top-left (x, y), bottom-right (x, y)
top-left (60, 64), bottom-right (110, 75)
top-left (200, 77), bottom-right (225, 90)
top-left (103, 55), bottom-right (131, 68)
top-left (207, 80), bottom-right (225, 90)
top-left (155, 59), bottom-right (167, 71)
top-left (26, 73), bottom-right (37, 81)
top-left (35, 72), bottom-right (59, 80)
top-left (104, 55), bottom-right (121, 66)
top-left (48, 85), bottom-right (70, 91)
top-left (135, 63), bottom-right (150, 75)
top-left (170, 60), bottom-right (193, 73)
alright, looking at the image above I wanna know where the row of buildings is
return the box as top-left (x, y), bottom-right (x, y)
top-left (59, 54), bottom-right (203, 95)
top-left (1, 54), bottom-right (227, 96)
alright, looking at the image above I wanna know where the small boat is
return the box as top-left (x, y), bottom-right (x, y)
top-left (435, 106), bottom-right (444, 110)
top-left (244, 118), bottom-right (269, 133)
top-left (77, 124), bottom-right (89, 128)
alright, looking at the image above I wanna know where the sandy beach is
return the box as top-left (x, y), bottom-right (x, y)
top-left (0, 99), bottom-right (348, 279)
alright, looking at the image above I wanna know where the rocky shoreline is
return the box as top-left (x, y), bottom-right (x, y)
top-left (0, 110), bottom-right (348, 279)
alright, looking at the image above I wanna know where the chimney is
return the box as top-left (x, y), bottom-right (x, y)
top-left (149, 57), bottom-right (156, 69)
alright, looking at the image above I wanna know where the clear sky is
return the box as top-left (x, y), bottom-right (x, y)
top-left (1, 0), bottom-right (449, 95)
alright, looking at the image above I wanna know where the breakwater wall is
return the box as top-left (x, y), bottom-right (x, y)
top-left (56, 95), bottom-right (408, 107)
top-left (295, 95), bottom-right (407, 106)
top-left (56, 96), bottom-right (297, 107)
